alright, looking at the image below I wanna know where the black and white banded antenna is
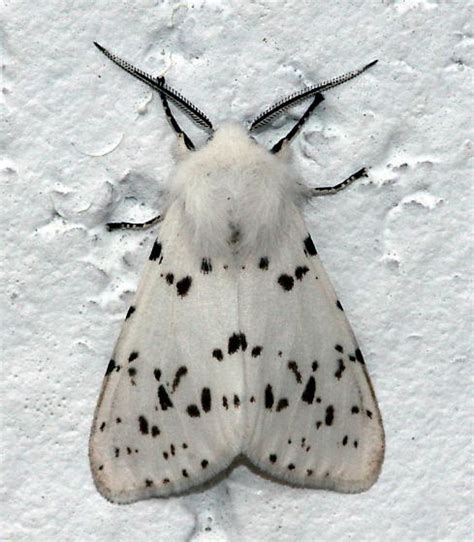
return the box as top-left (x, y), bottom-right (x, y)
top-left (94, 42), bottom-right (213, 133)
top-left (249, 60), bottom-right (378, 132)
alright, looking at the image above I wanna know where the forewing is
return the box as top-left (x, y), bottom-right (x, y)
top-left (240, 210), bottom-right (384, 492)
top-left (89, 205), bottom-right (245, 503)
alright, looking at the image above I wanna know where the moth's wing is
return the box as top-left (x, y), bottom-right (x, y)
top-left (89, 205), bottom-right (245, 503)
top-left (241, 210), bottom-right (384, 492)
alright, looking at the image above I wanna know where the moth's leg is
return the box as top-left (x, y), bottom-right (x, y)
top-left (106, 215), bottom-right (162, 231)
top-left (271, 93), bottom-right (324, 154)
top-left (156, 76), bottom-right (195, 151)
top-left (310, 167), bottom-right (367, 197)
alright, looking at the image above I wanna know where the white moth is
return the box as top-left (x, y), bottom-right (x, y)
top-left (89, 42), bottom-right (384, 504)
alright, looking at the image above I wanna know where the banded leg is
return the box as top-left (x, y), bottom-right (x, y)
top-left (271, 93), bottom-right (324, 154)
top-left (106, 214), bottom-right (162, 232)
top-left (156, 76), bottom-right (195, 151)
top-left (310, 167), bottom-right (368, 197)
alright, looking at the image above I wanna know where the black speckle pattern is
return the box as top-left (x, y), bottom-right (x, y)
top-left (342, 435), bottom-right (348, 446)
top-left (276, 398), bottom-right (289, 412)
top-left (233, 394), bottom-right (241, 407)
top-left (269, 454), bottom-right (277, 463)
top-left (165, 273), bottom-right (174, 285)
top-left (301, 376), bottom-right (316, 404)
top-left (251, 346), bottom-right (263, 358)
top-left (125, 306), bottom-right (135, 319)
top-left (295, 266), bottom-right (309, 280)
top-left (366, 410), bottom-right (373, 419)
top-left (334, 344), bottom-right (343, 353)
top-left (201, 459), bottom-right (209, 469)
top-left (149, 241), bottom-right (162, 261)
top-left (259, 257), bottom-right (269, 270)
top-left (288, 463), bottom-right (295, 471)
top-left (222, 396), bottom-right (229, 410)
top-left (325, 405), bottom-right (335, 426)
top-left (312, 361), bottom-right (319, 372)
top-left (278, 274), bottom-right (294, 291)
top-left (154, 368), bottom-right (162, 381)
top-left (201, 258), bottom-right (213, 274)
top-left (176, 276), bottom-right (192, 297)
top-left (151, 425), bottom-right (160, 437)
top-left (303, 235), bottom-right (317, 256)
top-left (351, 406), bottom-right (360, 414)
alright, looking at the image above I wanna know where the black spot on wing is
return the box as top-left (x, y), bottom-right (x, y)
top-left (355, 348), bottom-right (365, 364)
top-left (325, 405), bottom-right (335, 426)
top-left (187, 404), bottom-right (200, 417)
top-left (351, 406), bottom-right (360, 414)
top-left (149, 241), bottom-right (162, 261)
top-left (128, 351), bottom-right (139, 362)
top-left (312, 360), bottom-right (319, 372)
top-left (128, 367), bottom-right (136, 377)
top-left (288, 361), bottom-right (302, 383)
top-left (334, 344), bottom-right (343, 353)
top-left (301, 376), bottom-right (316, 404)
top-left (138, 415), bottom-right (149, 434)
top-left (151, 425), bottom-right (160, 437)
top-left (251, 346), bottom-right (263, 357)
top-left (158, 385), bottom-right (174, 410)
top-left (212, 348), bottom-right (224, 361)
top-left (125, 306), bottom-right (135, 319)
top-left (176, 276), bottom-right (192, 297)
top-left (366, 409), bottom-right (373, 419)
top-left (105, 359), bottom-right (116, 376)
top-left (201, 258), bottom-right (212, 274)
top-left (269, 454), bottom-right (277, 463)
top-left (276, 398), bottom-right (289, 412)
top-left (222, 396), bottom-right (229, 409)
top-left (259, 257), bottom-right (269, 270)
top-left (264, 384), bottom-right (274, 409)
top-left (201, 459), bottom-right (209, 469)
top-left (342, 435), bottom-right (348, 446)
top-left (154, 368), bottom-right (162, 381)
top-left (335, 359), bottom-right (345, 380)
top-left (295, 266), bottom-right (309, 280)
top-left (278, 274), bottom-right (294, 291)
top-left (228, 332), bottom-right (247, 354)
top-left (336, 300), bottom-right (344, 311)
top-left (233, 394), bottom-right (241, 407)
top-left (303, 235), bottom-right (317, 256)
top-left (165, 273), bottom-right (174, 285)
top-left (172, 366), bottom-right (188, 391)
top-left (201, 388), bottom-right (211, 412)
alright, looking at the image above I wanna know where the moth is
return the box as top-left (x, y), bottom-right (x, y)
top-left (89, 42), bottom-right (384, 504)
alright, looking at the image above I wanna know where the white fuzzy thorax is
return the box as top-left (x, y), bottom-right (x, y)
top-left (164, 123), bottom-right (304, 259)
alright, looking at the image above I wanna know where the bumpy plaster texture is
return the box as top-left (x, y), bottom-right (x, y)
top-left (2, 1), bottom-right (472, 540)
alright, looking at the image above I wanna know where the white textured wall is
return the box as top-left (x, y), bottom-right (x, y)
top-left (2, 1), bottom-right (472, 540)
